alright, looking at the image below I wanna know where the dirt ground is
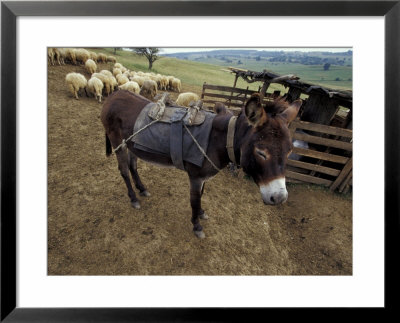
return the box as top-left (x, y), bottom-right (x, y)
top-left (48, 63), bottom-right (352, 275)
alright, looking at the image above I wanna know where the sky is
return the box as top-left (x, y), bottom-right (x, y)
top-left (159, 47), bottom-right (352, 54)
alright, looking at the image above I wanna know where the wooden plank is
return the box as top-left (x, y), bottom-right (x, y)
top-left (339, 169), bottom-right (352, 193)
top-left (292, 147), bottom-right (349, 164)
top-left (330, 157), bottom-right (353, 191)
top-left (301, 93), bottom-right (339, 125)
top-left (203, 84), bottom-right (256, 95)
top-left (287, 159), bottom-right (341, 176)
top-left (202, 99), bottom-right (243, 108)
top-left (291, 120), bottom-right (353, 138)
top-left (259, 81), bottom-right (270, 101)
top-left (293, 132), bottom-right (353, 151)
top-left (287, 87), bottom-right (302, 103)
top-left (202, 92), bottom-right (248, 101)
top-left (285, 171), bottom-right (332, 186)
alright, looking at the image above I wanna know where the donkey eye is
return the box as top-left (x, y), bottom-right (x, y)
top-left (255, 148), bottom-right (269, 160)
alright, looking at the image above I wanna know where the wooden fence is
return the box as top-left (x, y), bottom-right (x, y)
top-left (287, 119), bottom-right (352, 193)
top-left (201, 83), bottom-right (275, 113)
top-left (201, 82), bottom-right (353, 194)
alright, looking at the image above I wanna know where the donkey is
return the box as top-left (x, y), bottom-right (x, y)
top-left (101, 91), bottom-right (301, 238)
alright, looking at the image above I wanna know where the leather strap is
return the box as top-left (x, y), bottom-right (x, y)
top-left (170, 121), bottom-right (185, 170)
top-left (226, 116), bottom-right (238, 164)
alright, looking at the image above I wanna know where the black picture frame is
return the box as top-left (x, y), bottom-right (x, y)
top-left (1, 1), bottom-right (399, 321)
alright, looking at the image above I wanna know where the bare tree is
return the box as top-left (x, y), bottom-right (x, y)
top-left (133, 48), bottom-right (160, 70)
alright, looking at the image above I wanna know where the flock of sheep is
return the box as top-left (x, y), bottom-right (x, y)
top-left (48, 47), bottom-right (200, 107)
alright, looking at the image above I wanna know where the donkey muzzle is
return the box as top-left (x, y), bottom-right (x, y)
top-left (260, 177), bottom-right (288, 205)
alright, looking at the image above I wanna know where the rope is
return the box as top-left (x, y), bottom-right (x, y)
top-left (183, 123), bottom-right (220, 172)
top-left (113, 98), bottom-right (167, 154)
top-left (113, 119), bottom-right (160, 153)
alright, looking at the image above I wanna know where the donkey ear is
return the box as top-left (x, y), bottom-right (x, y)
top-left (244, 94), bottom-right (267, 127)
top-left (279, 99), bottom-right (302, 124)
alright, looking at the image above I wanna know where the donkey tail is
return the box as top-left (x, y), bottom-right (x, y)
top-left (105, 134), bottom-right (112, 156)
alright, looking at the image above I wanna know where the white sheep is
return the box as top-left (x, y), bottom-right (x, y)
top-left (110, 76), bottom-right (118, 92)
top-left (170, 77), bottom-right (181, 92)
top-left (107, 56), bottom-right (117, 64)
top-left (116, 74), bottom-right (129, 86)
top-left (65, 72), bottom-right (87, 99)
top-left (176, 92), bottom-right (200, 107)
top-left (74, 48), bottom-right (90, 64)
top-left (119, 81), bottom-right (140, 94)
top-left (130, 76), bottom-right (145, 87)
top-left (85, 59), bottom-right (97, 74)
top-left (87, 77), bottom-right (104, 103)
top-left (160, 75), bottom-right (169, 90)
top-left (113, 68), bottom-right (122, 77)
top-left (64, 48), bottom-right (77, 65)
top-left (97, 53), bottom-right (107, 63)
top-left (91, 72), bottom-right (113, 96)
top-left (89, 51), bottom-right (98, 62)
top-left (99, 69), bottom-right (113, 77)
top-left (47, 48), bottom-right (54, 65)
top-left (57, 48), bottom-right (68, 65)
top-left (48, 48), bottom-right (62, 65)
top-left (139, 79), bottom-right (158, 101)
top-left (114, 63), bottom-right (123, 69)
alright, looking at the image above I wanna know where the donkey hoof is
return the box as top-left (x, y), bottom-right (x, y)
top-left (140, 190), bottom-right (151, 197)
top-left (131, 201), bottom-right (141, 209)
top-left (194, 230), bottom-right (205, 239)
top-left (200, 212), bottom-right (209, 220)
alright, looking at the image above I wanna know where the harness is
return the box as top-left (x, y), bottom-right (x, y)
top-left (226, 115), bottom-right (238, 165)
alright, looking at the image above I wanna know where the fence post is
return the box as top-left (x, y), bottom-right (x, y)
top-left (330, 157), bottom-right (353, 191)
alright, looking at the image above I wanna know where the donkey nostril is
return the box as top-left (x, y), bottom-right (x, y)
top-left (270, 196), bottom-right (275, 203)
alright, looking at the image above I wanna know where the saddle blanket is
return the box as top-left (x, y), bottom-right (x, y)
top-left (132, 102), bottom-right (216, 169)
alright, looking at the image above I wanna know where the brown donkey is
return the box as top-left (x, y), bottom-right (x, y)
top-left (101, 90), bottom-right (301, 238)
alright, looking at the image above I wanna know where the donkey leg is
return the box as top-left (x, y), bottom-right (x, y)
top-left (199, 182), bottom-right (208, 220)
top-left (116, 150), bottom-right (141, 209)
top-left (127, 150), bottom-right (150, 197)
top-left (189, 177), bottom-right (205, 238)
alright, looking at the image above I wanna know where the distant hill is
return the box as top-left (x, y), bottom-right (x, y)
top-left (163, 49), bottom-right (353, 67)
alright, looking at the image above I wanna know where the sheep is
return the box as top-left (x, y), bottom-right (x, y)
top-left (85, 59), bottom-right (97, 74)
top-left (74, 48), bottom-right (90, 64)
top-left (91, 72), bottom-right (113, 96)
top-left (57, 48), bottom-right (68, 65)
top-left (113, 68), bottom-right (122, 77)
top-left (114, 63), bottom-right (123, 69)
top-left (170, 77), bottom-right (181, 92)
top-left (86, 77), bottom-right (104, 103)
top-left (130, 76), bottom-right (145, 87)
top-left (116, 74), bottom-right (129, 86)
top-left (47, 48), bottom-right (55, 65)
top-left (139, 79), bottom-right (158, 101)
top-left (160, 75), bottom-right (169, 90)
top-left (89, 51), bottom-right (98, 62)
top-left (109, 76), bottom-right (118, 93)
top-left (97, 53), bottom-right (107, 63)
top-left (107, 56), bottom-right (117, 63)
top-left (176, 92), bottom-right (200, 107)
top-left (65, 72), bottom-right (87, 100)
top-left (64, 48), bottom-right (77, 65)
top-left (99, 69), bottom-right (113, 77)
top-left (119, 81), bottom-right (140, 94)
top-left (48, 48), bottom-right (62, 65)
top-left (167, 76), bottom-right (175, 90)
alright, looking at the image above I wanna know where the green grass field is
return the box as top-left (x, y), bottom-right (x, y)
top-left (89, 48), bottom-right (352, 96)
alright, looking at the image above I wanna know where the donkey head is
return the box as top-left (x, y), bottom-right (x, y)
top-left (240, 94), bottom-right (301, 205)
